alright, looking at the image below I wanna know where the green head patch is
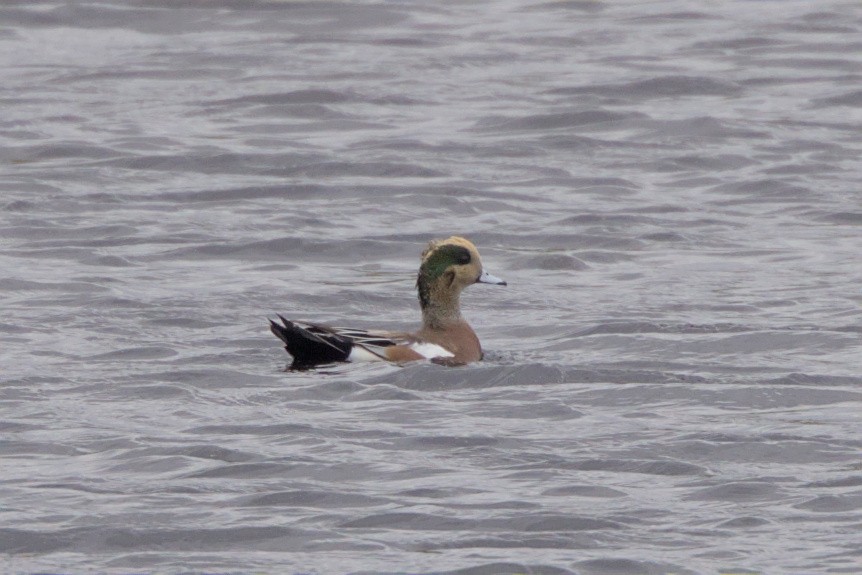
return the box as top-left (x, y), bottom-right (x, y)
top-left (417, 244), bottom-right (472, 308)
top-left (419, 244), bottom-right (472, 282)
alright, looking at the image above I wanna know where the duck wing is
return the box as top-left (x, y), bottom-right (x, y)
top-left (270, 315), bottom-right (453, 368)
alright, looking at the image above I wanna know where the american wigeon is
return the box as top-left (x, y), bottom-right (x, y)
top-left (270, 236), bottom-right (506, 369)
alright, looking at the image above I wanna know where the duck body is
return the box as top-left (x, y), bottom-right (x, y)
top-left (270, 236), bottom-right (505, 369)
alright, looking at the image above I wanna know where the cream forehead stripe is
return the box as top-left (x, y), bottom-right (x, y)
top-left (421, 236), bottom-right (480, 262)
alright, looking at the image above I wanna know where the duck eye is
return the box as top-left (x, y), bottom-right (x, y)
top-left (456, 250), bottom-right (471, 265)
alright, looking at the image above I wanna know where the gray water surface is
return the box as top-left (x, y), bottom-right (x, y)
top-left (1, 1), bottom-right (861, 574)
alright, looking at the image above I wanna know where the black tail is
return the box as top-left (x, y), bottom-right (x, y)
top-left (269, 315), bottom-right (353, 369)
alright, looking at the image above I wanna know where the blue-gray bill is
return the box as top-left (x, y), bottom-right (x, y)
top-left (477, 270), bottom-right (507, 286)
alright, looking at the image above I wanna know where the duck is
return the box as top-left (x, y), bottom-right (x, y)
top-left (270, 236), bottom-right (506, 369)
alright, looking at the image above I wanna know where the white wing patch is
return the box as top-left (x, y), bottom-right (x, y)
top-left (345, 341), bottom-right (454, 363)
top-left (292, 321), bottom-right (455, 363)
top-left (347, 346), bottom-right (388, 362)
top-left (408, 342), bottom-right (454, 359)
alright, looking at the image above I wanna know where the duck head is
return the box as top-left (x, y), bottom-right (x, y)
top-left (416, 236), bottom-right (506, 326)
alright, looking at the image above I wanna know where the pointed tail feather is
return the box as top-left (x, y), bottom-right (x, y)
top-left (269, 315), bottom-right (353, 368)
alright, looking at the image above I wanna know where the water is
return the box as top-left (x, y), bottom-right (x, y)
top-left (1, 1), bottom-right (861, 573)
